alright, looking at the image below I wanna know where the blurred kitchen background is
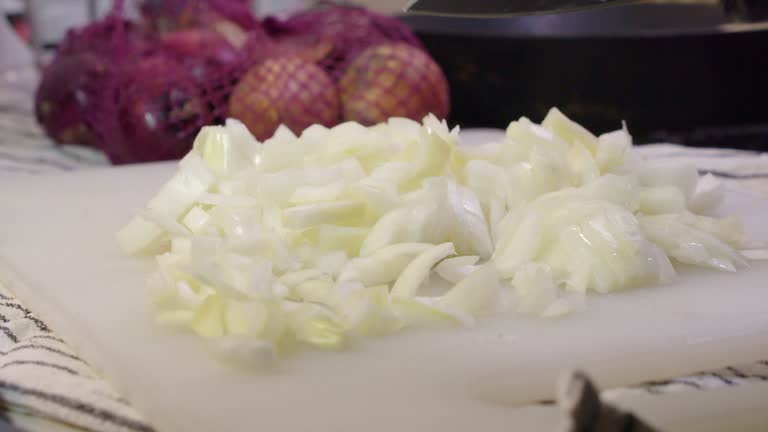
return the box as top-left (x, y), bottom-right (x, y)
top-left (2, 0), bottom-right (768, 162)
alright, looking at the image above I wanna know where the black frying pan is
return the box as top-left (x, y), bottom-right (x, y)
top-left (399, 3), bottom-right (768, 150)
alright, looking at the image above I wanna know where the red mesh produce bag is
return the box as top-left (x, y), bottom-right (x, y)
top-left (36, 0), bottom-right (445, 165)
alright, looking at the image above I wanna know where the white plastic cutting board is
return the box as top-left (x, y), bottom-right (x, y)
top-left (1, 161), bottom-right (768, 432)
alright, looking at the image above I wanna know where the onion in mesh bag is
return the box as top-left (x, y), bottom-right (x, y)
top-left (109, 56), bottom-right (204, 163)
top-left (35, 16), bottom-right (149, 147)
top-left (34, 53), bottom-right (107, 147)
top-left (228, 56), bottom-right (340, 140)
top-left (339, 43), bottom-right (450, 125)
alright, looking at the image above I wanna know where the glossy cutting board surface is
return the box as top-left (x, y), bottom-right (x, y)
top-left (1, 159), bottom-right (768, 432)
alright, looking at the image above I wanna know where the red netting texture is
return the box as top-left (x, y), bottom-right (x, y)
top-left (34, 0), bottom-right (449, 164)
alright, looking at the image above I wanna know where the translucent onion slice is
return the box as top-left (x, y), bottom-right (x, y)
top-left (435, 255), bottom-right (481, 283)
top-left (391, 243), bottom-right (456, 297)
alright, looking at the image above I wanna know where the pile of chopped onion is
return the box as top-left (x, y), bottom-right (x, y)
top-left (118, 109), bottom-right (747, 365)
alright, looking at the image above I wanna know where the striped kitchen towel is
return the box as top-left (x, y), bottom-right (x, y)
top-left (0, 284), bottom-right (153, 432)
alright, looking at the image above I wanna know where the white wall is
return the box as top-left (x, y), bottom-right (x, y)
top-left (19, 0), bottom-right (115, 45)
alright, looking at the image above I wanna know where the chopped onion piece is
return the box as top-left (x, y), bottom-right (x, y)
top-left (358, 208), bottom-right (410, 256)
top-left (151, 153), bottom-right (216, 218)
top-left (639, 160), bottom-right (698, 202)
top-left (442, 179), bottom-right (493, 259)
top-left (435, 255), bottom-right (480, 283)
top-left (192, 296), bottom-right (226, 338)
top-left (689, 173), bottom-right (724, 214)
top-left (638, 186), bottom-right (687, 215)
top-left (391, 243), bottom-right (456, 297)
top-left (287, 303), bottom-right (345, 349)
top-left (542, 107), bottom-right (598, 153)
top-left (438, 265), bottom-right (498, 316)
top-left (283, 201), bottom-right (365, 229)
top-left (339, 243), bottom-right (433, 286)
top-left (224, 300), bottom-right (268, 336)
top-left (567, 141), bottom-right (599, 186)
top-left (312, 251), bottom-right (348, 278)
top-left (640, 215), bottom-right (747, 271)
top-left (314, 225), bottom-right (368, 256)
top-left (279, 269), bottom-right (330, 288)
top-left (289, 182), bottom-right (346, 204)
top-left (596, 124), bottom-right (631, 173)
top-left (182, 206), bottom-right (211, 234)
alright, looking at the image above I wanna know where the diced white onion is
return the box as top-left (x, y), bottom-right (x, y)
top-left (119, 110), bottom-right (748, 364)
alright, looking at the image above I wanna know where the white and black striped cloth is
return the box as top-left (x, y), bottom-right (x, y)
top-left (1, 101), bottom-right (768, 431)
top-left (0, 285), bottom-right (153, 432)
